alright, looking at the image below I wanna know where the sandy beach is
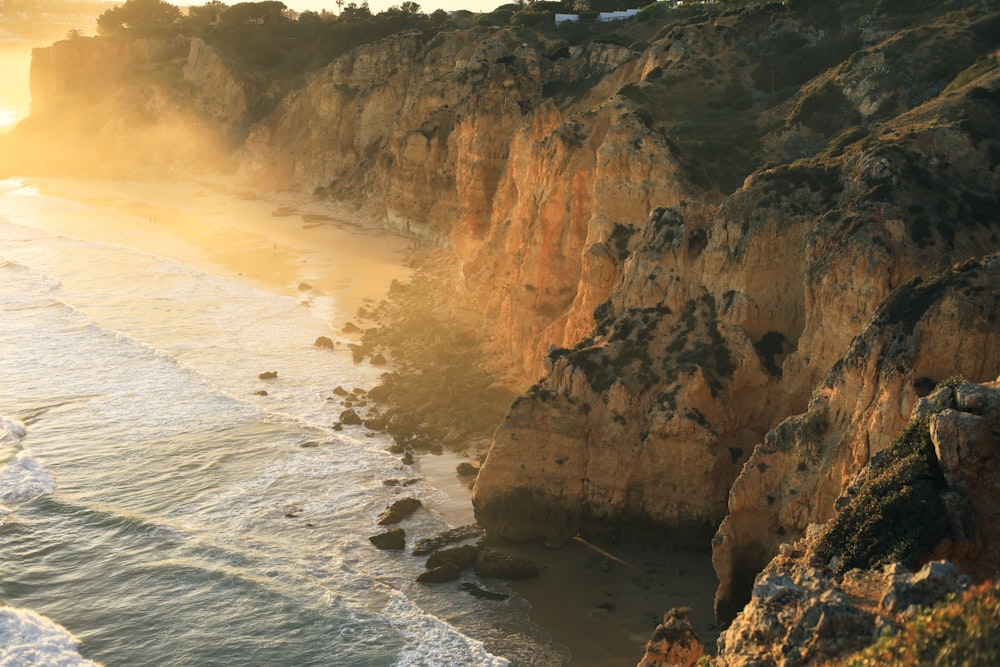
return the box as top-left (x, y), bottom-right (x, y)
top-left (13, 176), bottom-right (720, 666)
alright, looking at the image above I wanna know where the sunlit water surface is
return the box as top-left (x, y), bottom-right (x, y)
top-left (0, 181), bottom-right (565, 666)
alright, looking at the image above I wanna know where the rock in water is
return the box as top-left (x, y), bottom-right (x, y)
top-left (369, 528), bottom-right (405, 550)
top-left (258, 371), bottom-right (278, 380)
top-left (416, 563), bottom-right (462, 583)
top-left (314, 336), bottom-right (335, 349)
top-left (376, 497), bottom-right (422, 525)
top-left (339, 408), bottom-right (362, 426)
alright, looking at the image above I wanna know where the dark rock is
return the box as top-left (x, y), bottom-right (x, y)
top-left (367, 384), bottom-right (390, 402)
top-left (298, 282), bottom-right (312, 292)
top-left (427, 544), bottom-right (478, 571)
top-left (314, 336), bottom-right (335, 349)
top-left (340, 409), bottom-right (362, 426)
top-left (259, 371), bottom-right (278, 380)
top-left (475, 549), bottom-right (539, 579)
top-left (369, 528), bottom-right (406, 550)
top-left (332, 422), bottom-right (343, 431)
top-left (459, 582), bottom-right (509, 601)
top-left (349, 344), bottom-right (366, 363)
top-left (284, 505), bottom-right (303, 518)
top-left (332, 386), bottom-right (350, 396)
top-left (371, 353), bottom-right (388, 365)
top-left (456, 462), bottom-right (480, 478)
top-left (377, 497), bottom-right (423, 525)
top-left (401, 451), bottom-right (414, 465)
top-left (343, 322), bottom-right (362, 333)
top-left (254, 390), bottom-right (268, 396)
top-left (383, 478), bottom-right (419, 487)
top-left (417, 563), bottom-right (462, 583)
top-left (413, 525), bottom-right (484, 555)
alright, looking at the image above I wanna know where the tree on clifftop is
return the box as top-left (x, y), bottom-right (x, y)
top-left (97, 0), bottom-right (183, 37)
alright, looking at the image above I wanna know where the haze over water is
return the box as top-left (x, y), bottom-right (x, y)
top-left (0, 41), bottom-right (565, 666)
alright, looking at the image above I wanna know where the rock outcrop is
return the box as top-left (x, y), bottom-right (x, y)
top-left (714, 557), bottom-right (970, 667)
top-left (713, 259), bottom-right (1000, 622)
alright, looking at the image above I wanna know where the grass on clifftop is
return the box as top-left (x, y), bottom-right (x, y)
top-left (840, 581), bottom-right (1000, 667)
top-left (812, 416), bottom-right (948, 575)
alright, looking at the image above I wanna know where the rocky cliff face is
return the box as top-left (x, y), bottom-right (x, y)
top-left (9, 1), bottom-right (1000, 647)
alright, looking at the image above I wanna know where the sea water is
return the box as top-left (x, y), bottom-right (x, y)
top-left (0, 180), bottom-right (566, 666)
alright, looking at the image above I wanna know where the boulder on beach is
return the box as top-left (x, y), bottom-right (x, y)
top-left (416, 563), bottom-right (462, 584)
top-left (456, 462), bottom-right (480, 478)
top-left (342, 322), bottom-right (362, 334)
top-left (369, 528), bottom-right (406, 550)
top-left (314, 336), bottom-right (335, 349)
top-left (377, 497), bottom-right (423, 525)
top-left (413, 525), bottom-right (484, 555)
top-left (332, 386), bottom-right (350, 396)
top-left (340, 409), bottom-right (362, 426)
top-left (475, 548), bottom-right (539, 579)
top-left (259, 371), bottom-right (278, 380)
top-left (427, 544), bottom-right (478, 571)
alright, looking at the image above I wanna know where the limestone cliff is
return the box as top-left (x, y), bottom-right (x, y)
top-left (8, 1), bottom-right (1000, 647)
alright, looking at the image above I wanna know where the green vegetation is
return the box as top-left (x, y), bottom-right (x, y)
top-left (841, 581), bottom-right (1000, 667)
top-left (812, 416), bottom-right (948, 575)
top-left (93, 0), bottom-right (456, 87)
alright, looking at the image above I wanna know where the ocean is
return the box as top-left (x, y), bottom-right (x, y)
top-left (0, 179), bottom-right (566, 666)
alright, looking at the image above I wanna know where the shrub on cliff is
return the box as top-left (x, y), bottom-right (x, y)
top-left (812, 416), bottom-right (949, 575)
top-left (841, 581), bottom-right (1000, 666)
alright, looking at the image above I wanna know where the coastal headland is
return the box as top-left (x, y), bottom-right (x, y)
top-left (2, 0), bottom-right (999, 663)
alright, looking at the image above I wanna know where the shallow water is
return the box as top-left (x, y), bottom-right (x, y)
top-left (0, 180), bottom-right (566, 666)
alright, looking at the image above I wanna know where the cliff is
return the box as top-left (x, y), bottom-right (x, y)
top-left (6, 0), bottom-right (1000, 655)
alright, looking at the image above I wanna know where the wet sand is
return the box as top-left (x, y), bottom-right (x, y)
top-left (14, 176), bottom-right (721, 666)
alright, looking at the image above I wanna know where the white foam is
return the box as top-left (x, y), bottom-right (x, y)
top-left (0, 416), bottom-right (26, 443)
top-left (386, 590), bottom-right (510, 667)
top-left (0, 607), bottom-right (100, 667)
top-left (0, 452), bottom-right (56, 503)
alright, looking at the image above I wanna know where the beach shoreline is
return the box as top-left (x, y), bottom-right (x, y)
top-left (13, 175), bottom-right (720, 666)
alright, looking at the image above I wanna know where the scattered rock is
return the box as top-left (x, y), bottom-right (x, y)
top-left (332, 422), bottom-right (343, 431)
top-left (426, 544), bottom-right (478, 571)
top-left (417, 563), bottom-right (462, 583)
top-left (298, 282), bottom-right (312, 292)
top-left (370, 352), bottom-right (388, 365)
top-left (413, 525), bottom-right (484, 555)
top-left (314, 336), bottom-right (335, 349)
top-left (475, 548), bottom-right (539, 579)
top-left (343, 322), bottom-right (362, 334)
top-left (401, 451), bottom-right (414, 465)
top-left (340, 409), bottom-right (362, 426)
top-left (258, 371), bottom-right (278, 380)
top-left (254, 390), bottom-right (268, 396)
top-left (376, 498), bottom-right (423, 525)
top-left (369, 528), bottom-right (406, 550)
top-left (333, 386), bottom-right (350, 396)
top-left (459, 582), bottom-right (509, 601)
top-left (283, 505), bottom-right (303, 518)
